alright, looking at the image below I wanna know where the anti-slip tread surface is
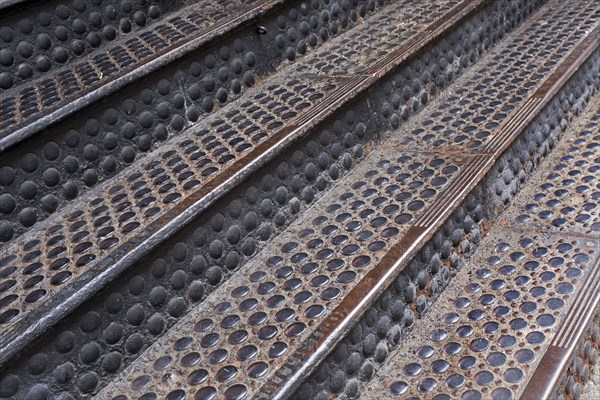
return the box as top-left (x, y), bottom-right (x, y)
top-left (89, 2), bottom-right (599, 398)
top-left (367, 231), bottom-right (599, 400)
top-left (364, 96), bottom-right (600, 400)
top-left (0, 1), bottom-right (544, 398)
top-left (0, 0), bottom-right (484, 363)
top-left (499, 113), bottom-right (600, 238)
top-left (1, 0), bottom-right (599, 399)
top-left (0, 0), bottom-right (285, 147)
top-left (0, 0), bottom-right (398, 244)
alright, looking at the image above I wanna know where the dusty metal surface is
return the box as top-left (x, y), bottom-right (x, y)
top-left (0, 0), bottom-right (185, 102)
top-left (92, 2), bottom-right (600, 398)
top-left (96, 140), bottom-right (470, 400)
top-left (293, 45), bottom-right (600, 400)
top-left (269, 16), bottom-right (600, 399)
top-left (364, 99), bottom-right (600, 400)
top-left (0, 1), bottom-right (598, 399)
top-left (513, 101), bottom-right (600, 400)
top-left (500, 108), bottom-right (600, 237)
top-left (0, 0), bottom-right (185, 86)
top-left (0, 0), bottom-right (287, 151)
top-left (395, 3), bottom-right (599, 155)
top-left (293, 1), bottom-right (464, 76)
top-left (0, 74), bottom-right (345, 357)
top-left (0, 0), bottom-right (485, 366)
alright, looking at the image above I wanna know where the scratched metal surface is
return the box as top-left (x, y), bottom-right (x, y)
top-left (0, 0), bottom-right (284, 147)
top-left (0, 0), bottom-right (395, 245)
top-left (3, 0), bottom-right (593, 397)
top-left (0, 0), bottom-right (536, 397)
top-left (367, 231), bottom-right (599, 400)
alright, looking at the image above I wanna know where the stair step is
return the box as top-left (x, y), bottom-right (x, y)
top-left (1, 1), bottom-right (598, 399)
top-left (293, 4), bottom-right (600, 397)
top-left (86, 1), bottom-right (599, 398)
top-left (364, 96), bottom-right (600, 400)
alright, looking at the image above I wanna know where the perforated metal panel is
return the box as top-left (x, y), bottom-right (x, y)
top-left (0, 0), bottom-right (407, 244)
top-left (363, 94), bottom-right (600, 400)
top-left (500, 111), bottom-right (600, 237)
top-left (0, 75), bottom-right (343, 332)
top-left (0, 0), bottom-right (488, 364)
top-left (0, 0), bottom-right (281, 145)
top-left (96, 17), bottom-right (600, 397)
top-left (0, 0), bottom-right (542, 397)
top-left (1, 0), bottom-right (599, 399)
top-left (394, 0), bottom-right (599, 154)
top-left (96, 149), bottom-right (471, 400)
top-left (368, 230), bottom-right (599, 400)
top-left (293, 0), bottom-right (459, 76)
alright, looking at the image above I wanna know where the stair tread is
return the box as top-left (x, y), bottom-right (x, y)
top-left (92, 1), bottom-right (599, 398)
top-left (364, 96), bottom-right (600, 400)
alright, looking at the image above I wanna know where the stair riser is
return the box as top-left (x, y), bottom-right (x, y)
top-left (554, 310), bottom-right (600, 400)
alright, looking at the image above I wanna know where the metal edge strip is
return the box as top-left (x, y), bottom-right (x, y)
top-left (520, 255), bottom-right (600, 400)
top-left (260, 152), bottom-right (486, 399)
top-left (416, 155), bottom-right (490, 227)
top-left (554, 264), bottom-right (600, 348)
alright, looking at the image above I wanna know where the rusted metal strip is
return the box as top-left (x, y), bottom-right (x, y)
top-left (520, 258), bottom-right (600, 400)
top-left (555, 264), bottom-right (600, 349)
top-left (0, 0), bottom-right (288, 153)
top-left (262, 153), bottom-right (488, 398)
top-left (96, 147), bottom-right (472, 400)
top-left (262, 225), bottom-right (428, 399)
top-left (415, 155), bottom-right (490, 228)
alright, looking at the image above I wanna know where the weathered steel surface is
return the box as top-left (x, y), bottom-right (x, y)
top-left (0, 0), bottom-right (484, 367)
top-left (93, 2), bottom-right (600, 398)
top-left (366, 96), bottom-right (600, 400)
